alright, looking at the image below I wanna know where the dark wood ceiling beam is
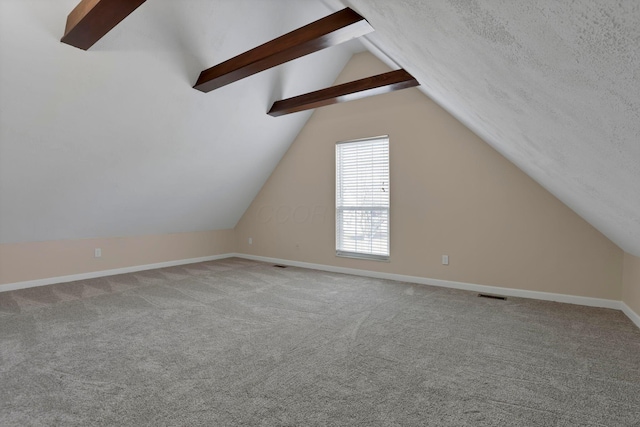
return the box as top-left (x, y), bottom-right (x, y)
top-left (193, 8), bottom-right (373, 93)
top-left (61, 0), bottom-right (148, 50)
top-left (267, 69), bottom-right (419, 117)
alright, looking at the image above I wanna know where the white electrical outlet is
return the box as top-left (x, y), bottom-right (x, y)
top-left (248, 237), bottom-right (252, 245)
top-left (442, 255), bottom-right (449, 265)
top-left (95, 248), bottom-right (102, 258)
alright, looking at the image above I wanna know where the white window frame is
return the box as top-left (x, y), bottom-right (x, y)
top-left (335, 135), bottom-right (390, 261)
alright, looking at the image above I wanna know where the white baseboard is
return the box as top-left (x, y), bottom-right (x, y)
top-left (2, 251), bottom-right (636, 330)
top-left (621, 303), bottom-right (640, 330)
top-left (233, 253), bottom-right (623, 310)
top-left (0, 253), bottom-right (235, 293)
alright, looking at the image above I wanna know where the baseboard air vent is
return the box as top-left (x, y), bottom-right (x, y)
top-left (478, 293), bottom-right (507, 300)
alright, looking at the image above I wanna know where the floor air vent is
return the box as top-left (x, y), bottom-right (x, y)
top-left (273, 265), bottom-right (288, 268)
top-left (478, 293), bottom-right (507, 300)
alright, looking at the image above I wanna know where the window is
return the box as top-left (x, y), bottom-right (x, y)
top-left (336, 136), bottom-right (390, 261)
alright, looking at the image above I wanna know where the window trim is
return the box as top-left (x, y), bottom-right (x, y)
top-left (335, 135), bottom-right (390, 262)
top-left (336, 250), bottom-right (390, 262)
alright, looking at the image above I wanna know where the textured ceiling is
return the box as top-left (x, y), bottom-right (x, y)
top-left (0, 0), bottom-right (363, 243)
top-left (325, 0), bottom-right (640, 256)
top-left (1, 1), bottom-right (639, 258)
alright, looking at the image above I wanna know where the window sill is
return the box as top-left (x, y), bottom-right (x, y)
top-left (336, 251), bottom-right (390, 262)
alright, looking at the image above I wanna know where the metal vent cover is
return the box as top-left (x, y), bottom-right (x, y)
top-left (478, 293), bottom-right (507, 301)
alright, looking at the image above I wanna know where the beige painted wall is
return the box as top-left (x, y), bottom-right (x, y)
top-left (235, 52), bottom-right (623, 300)
top-left (623, 253), bottom-right (640, 314)
top-left (0, 229), bottom-right (235, 284)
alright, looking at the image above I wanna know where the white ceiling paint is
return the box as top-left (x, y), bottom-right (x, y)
top-left (1, 1), bottom-right (639, 258)
top-left (324, 0), bottom-right (640, 256)
top-left (0, 0), bottom-right (364, 243)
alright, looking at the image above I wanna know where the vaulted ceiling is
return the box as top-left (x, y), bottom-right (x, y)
top-left (0, 0), bottom-right (364, 243)
top-left (1, 1), bottom-right (639, 256)
top-left (325, 0), bottom-right (640, 256)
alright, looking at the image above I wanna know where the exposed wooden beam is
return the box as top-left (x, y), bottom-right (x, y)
top-left (267, 69), bottom-right (419, 117)
top-left (61, 0), bottom-right (148, 50)
top-left (193, 8), bottom-right (373, 93)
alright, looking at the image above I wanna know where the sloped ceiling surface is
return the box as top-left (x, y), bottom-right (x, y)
top-left (0, 0), bottom-right (363, 243)
top-left (325, 0), bottom-right (640, 256)
top-left (1, 1), bottom-right (639, 258)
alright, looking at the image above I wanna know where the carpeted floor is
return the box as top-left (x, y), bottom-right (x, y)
top-left (0, 258), bottom-right (639, 426)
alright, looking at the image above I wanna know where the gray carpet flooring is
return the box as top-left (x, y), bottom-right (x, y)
top-left (1, 258), bottom-right (639, 426)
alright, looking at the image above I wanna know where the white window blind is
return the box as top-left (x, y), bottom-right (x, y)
top-left (336, 136), bottom-right (389, 261)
